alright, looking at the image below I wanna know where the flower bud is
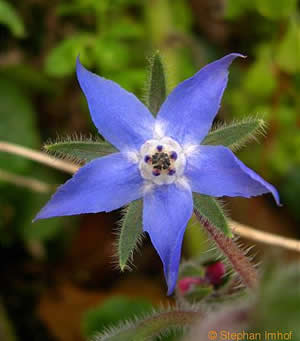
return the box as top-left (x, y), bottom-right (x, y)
top-left (177, 277), bottom-right (204, 294)
top-left (205, 261), bottom-right (225, 286)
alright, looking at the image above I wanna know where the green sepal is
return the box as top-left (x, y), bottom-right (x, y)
top-left (43, 138), bottom-right (117, 163)
top-left (146, 51), bottom-right (167, 116)
top-left (185, 285), bottom-right (214, 302)
top-left (179, 263), bottom-right (205, 278)
top-left (193, 193), bottom-right (232, 237)
top-left (118, 200), bottom-right (143, 271)
top-left (202, 117), bottom-right (266, 151)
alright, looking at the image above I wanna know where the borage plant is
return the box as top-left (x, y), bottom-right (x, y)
top-left (34, 52), bottom-right (280, 340)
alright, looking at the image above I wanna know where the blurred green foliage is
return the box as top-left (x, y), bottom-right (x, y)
top-left (224, 1), bottom-right (300, 182)
top-left (0, 79), bottom-right (38, 174)
top-left (0, 0), bottom-right (25, 37)
top-left (252, 261), bottom-right (300, 340)
top-left (82, 296), bottom-right (153, 339)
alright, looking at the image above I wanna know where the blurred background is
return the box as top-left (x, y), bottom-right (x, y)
top-left (0, 0), bottom-right (299, 340)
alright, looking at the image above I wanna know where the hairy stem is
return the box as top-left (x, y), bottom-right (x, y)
top-left (133, 311), bottom-right (202, 340)
top-left (194, 209), bottom-right (258, 289)
top-left (95, 310), bottom-right (202, 341)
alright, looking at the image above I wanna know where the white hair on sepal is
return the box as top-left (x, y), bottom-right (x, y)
top-left (153, 121), bottom-right (166, 139)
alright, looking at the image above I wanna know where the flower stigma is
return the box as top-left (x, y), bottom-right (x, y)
top-left (139, 137), bottom-right (186, 185)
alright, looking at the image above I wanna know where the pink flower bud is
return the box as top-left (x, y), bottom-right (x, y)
top-left (205, 261), bottom-right (225, 285)
top-left (177, 277), bottom-right (204, 294)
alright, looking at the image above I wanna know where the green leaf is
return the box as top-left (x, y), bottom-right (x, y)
top-left (0, 79), bottom-right (39, 174)
top-left (93, 38), bottom-right (131, 73)
top-left (243, 56), bottom-right (277, 98)
top-left (202, 118), bottom-right (266, 151)
top-left (146, 51), bottom-right (167, 116)
top-left (118, 200), bottom-right (143, 271)
top-left (193, 194), bottom-right (231, 237)
top-left (0, 0), bottom-right (25, 37)
top-left (82, 296), bottom-right (153, 339)
top-left (45, 34), bottom-right (93, 77)
top-left (107, 18), bottom-right (145, 39)
top-left (44, 138), bottom-right (117, 163)
top-left (276, 20), bottom-right (300, 73)
top-left (254, 0), bottom-right (297, 19)
top-left (225, 0), bottom-right (254, 19)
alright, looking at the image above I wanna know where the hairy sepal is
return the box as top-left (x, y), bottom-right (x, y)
top-left (145, 51), bottom-right (167, 116)
top-left (91, 308), bottom-right (200, 341)
top-left (193, 194), bottom-right (231, 237)
top-left (43, 135), bottom-right (117, 163)
top-left (202, 117), bottom-right (266, 151)
top-left (117, 200), bottom-right (144, 271)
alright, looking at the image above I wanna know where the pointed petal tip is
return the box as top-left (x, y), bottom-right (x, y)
top-left (270, 187), bottom-right (282, 207)
top-left (166, 283), bottom-right (176, 296)
top-left (166, 289), bottom-right (174, 296)
top-left (230, 52), bottom-right (247, 59)
top-left (166, 268), bottom-right (180, 296)
top-left (156, 52), bottom-right (247, 145)
top-left (75, 54), bottom-right (154, 151)
top-left (186, 145), bottom-right (281, 206)
top-left (220, 53), bottom-right (247, 66)
top-left (143, 185), bottom-right (193, 298)
top-left (76, 55), bottom-right (84, 74)
top-left (32, 209), bottom-right (52, 223)
top-left (32, 211), bottom-right (42, 223)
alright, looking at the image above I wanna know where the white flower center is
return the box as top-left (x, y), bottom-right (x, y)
top-left (138, 137), bottom-right (186, 185)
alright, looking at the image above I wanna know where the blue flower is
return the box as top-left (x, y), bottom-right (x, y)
top-left (35, 53), bottom-right (280, 295)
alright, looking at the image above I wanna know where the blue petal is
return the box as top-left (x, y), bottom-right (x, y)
top-left (157, 53), bottom-right (245, 145)
top-left (143, 184), bottom-right (193, 295)
top-left (76, 58), bottom-right (155, 151)
top-left (185, 145), bottom-right (280, 205)
top-left (34, 153), bottom-right (144, 221)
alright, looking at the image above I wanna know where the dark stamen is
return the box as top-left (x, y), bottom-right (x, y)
top-left (144, 155), bottom-right (151, 163)
top-left (157, 145), bottom-right (163, 152)
top-left (170, 151), bottom-right (178, 160)
top-left (168, 169), bottom-right (176, 176)
top-left (152, 170), bottom-right (160, 176)
top-left (151, 152), bottom-right (171, 170)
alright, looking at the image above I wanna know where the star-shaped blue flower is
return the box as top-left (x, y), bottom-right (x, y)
top-left (35, 53), bottom-right (280, 295)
